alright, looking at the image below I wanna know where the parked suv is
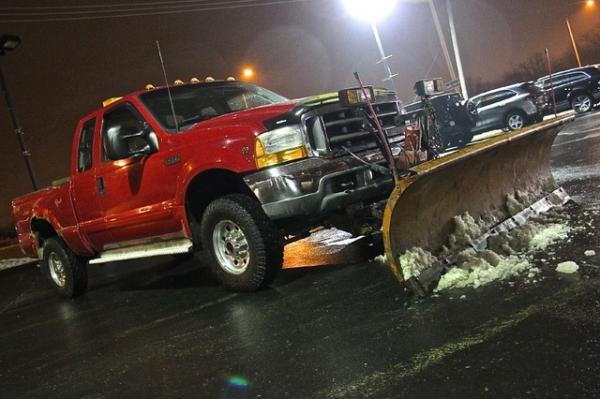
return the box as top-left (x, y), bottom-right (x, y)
top-left (535, 66), bottom-right (600, 114)
top-left (470, 82), bottom-right (546, 133)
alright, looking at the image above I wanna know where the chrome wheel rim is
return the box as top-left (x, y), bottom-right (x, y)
top-left (212, 220), bottom-right (250, 275)
top-left (48, 252), bottom-right (67, 287)
top-left (573, 95), bottom-right (591, 113)
top-left (508, 114), bottom-right (524, 130)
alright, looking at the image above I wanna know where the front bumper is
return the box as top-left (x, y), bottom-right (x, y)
top-left (244, 150), bottom-right (395, 221)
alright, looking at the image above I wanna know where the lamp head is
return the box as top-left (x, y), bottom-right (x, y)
top-left (0, 34), bottom-right (21, 54)
top-left (342, 0), bottom-right (398, 23)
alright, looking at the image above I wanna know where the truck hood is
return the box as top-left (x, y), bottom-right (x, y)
top-left (181, 92), bottom-right (343, 134)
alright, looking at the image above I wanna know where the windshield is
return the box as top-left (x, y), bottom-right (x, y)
top-left (139, 83), bottom-right (287, 131)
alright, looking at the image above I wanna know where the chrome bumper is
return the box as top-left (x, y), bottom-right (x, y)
top-left (244, 150), bottom-right (394, 220)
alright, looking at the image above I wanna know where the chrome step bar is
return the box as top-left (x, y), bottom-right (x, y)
top-left (89, 238), bottom-right (192, 265)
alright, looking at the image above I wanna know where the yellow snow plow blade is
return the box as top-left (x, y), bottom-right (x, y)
top-left (382, 116), bottom-right (574, 283)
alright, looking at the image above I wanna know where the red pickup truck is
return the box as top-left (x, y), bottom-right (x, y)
top-left (11, 80), bottom-right (403, 297)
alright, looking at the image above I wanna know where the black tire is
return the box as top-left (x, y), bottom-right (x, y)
top-left (200, 194), bottom-right (283, 292)
top-left (41, 237), bottom-right (88, 298)
top-left (505, 110), bottom-right (526, 131)
top-left (571, 93), bottom-right (593, 114)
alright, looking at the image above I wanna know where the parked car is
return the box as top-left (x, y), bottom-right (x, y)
top-left (534, 65), bottom-right (600, 114)
top-left (469, 82), bottom-right (546, 133)
top-left (403, 92), bottom-right (477, 150)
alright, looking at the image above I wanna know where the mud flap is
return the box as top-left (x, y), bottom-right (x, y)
top-left (381, 116), bottom-right (574, 291)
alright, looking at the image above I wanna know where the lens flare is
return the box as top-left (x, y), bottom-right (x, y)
top-left (227, 375), bottom-right (249, 388)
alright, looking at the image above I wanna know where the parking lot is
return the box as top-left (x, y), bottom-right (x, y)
top-left (0, 111), bottom-right (598, 398)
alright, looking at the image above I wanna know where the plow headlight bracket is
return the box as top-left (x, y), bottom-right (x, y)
top-left (414, 78), bottom-right (445, 97)
top-left (255, 125), bottom-right (308, 169)
top-left (338, 86), bottom-right (376, 107)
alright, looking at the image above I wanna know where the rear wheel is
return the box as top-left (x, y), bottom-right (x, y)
top-left (571, 93), bottom-right (593, 114)
top-left (505, 111), bottom-right (526, 131)
top-left (41, 237), bottom-right (88, 298)
top-left (200, 194), bottom-right (283, 291)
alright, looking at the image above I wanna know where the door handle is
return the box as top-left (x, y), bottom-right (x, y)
top-left (96, 177), bottom-right (106, 196)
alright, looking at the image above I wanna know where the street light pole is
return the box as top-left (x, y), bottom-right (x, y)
top-left (342, 0), bottom-right (400, 96)
top-left (370, 21), bottom-right (399, 95)
top-left (565, 18), bottom-right (582, 67)
top-left (427, 0), bottom-right (457, 81)
top-left (447, 0), bottom-right (468, 99)
top-left (0, 35), bottom-right (38, 191)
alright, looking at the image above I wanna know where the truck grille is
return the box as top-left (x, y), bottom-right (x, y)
top-left (304, 102), bottom-right (403, 156)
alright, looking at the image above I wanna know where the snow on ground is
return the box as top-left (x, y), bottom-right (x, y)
top-left (555, 261), bottom-right (579, 274)
top-left (398, 248), bottom-right (437, 281)
top-left (382, 193), bottom-right (578, 292)
top-left (435, 220), bottom-right (570, 292)
top-left (585, 250), bottom-right (596, 257)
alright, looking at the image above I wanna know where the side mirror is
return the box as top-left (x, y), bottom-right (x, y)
top-left (105, 124), bottom-right (159, 160)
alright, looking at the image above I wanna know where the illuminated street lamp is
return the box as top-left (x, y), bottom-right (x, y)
top-left (242, 67), bottom-right (254, 80)
top-left (342, 0), bottom-right (399, 96)
top-left (566, 0), bottom-right (595, 67)
top-left (0, 34), bottom-right (38, 191)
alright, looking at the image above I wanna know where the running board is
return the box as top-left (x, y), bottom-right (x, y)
top-left (88, 238), bottom-right (192, 265)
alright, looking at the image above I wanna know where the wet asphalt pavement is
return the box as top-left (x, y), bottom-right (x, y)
top-left (1, 113), bottom-right (600, 398)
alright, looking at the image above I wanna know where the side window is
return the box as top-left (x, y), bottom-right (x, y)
top-left (553, 74), bottom-right (571, 86)
top-left (101, 103), bottom-right (148, 161)
top-left (77, 118), bottom-right (96, 172)
top-left (478, 93), bottom-right (505, 108)
top-left (495, 90), bottom-right (516, 102)
top-left (541, 79), bottom-right (553, 90)
top-left (567, 72), bottom-right (588, 83)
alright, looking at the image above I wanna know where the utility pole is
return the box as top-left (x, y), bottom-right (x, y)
top-left (0, 34), bottom-right (38, 191)
top-left (428, 0), bottom-right (457, 81)
top-left (447, 0), bottom-right (468, 99)
top-left (565, 18), bottom-right (582, 67)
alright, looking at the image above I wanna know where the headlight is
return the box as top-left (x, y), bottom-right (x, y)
top-left (255, 125), bottom-right (308, 168)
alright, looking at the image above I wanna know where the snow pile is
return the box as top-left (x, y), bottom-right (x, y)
top-left (374, 254), bottom-right (387, 264)
top-left (555, 261), bottom-right (579, 274)
top-left (435, 220), bottom-right (571, 291)
top-left (445, 212), bottom-right (488, 252)
top-left (398, 247), bottom-right (437, 280)
top-left (391, 198), bottom-right (574, 292)
top-left (506, 191), bottom-right (538, 216)
top-left (528, 223), bottom-right (571, 251)
top-left (436, 251), bottom-right (535, 291)
top-left (584, 250), bottom-right (596, 257)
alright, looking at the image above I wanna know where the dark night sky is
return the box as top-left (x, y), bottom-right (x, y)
top-left (1, 0), bottom-right (599, 226)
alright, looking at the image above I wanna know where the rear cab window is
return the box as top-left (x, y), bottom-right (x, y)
top-left (77, 118), bottom-right (96, 173)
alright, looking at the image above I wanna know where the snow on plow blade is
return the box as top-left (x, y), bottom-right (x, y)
top-left (382, 116), bottom-right (574, 285)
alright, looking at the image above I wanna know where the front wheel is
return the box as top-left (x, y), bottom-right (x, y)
top-left (505, 111), bottom-right (526, 131)
top-left (41, 237), bottom-right (88, 298)
top-left (200, 194), bottom-right (283, 292)
top-left (571, 94), bottom-right (593, 114)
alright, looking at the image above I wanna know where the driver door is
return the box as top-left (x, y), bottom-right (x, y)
top-left (95, 102), bottom-right (182, 250)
